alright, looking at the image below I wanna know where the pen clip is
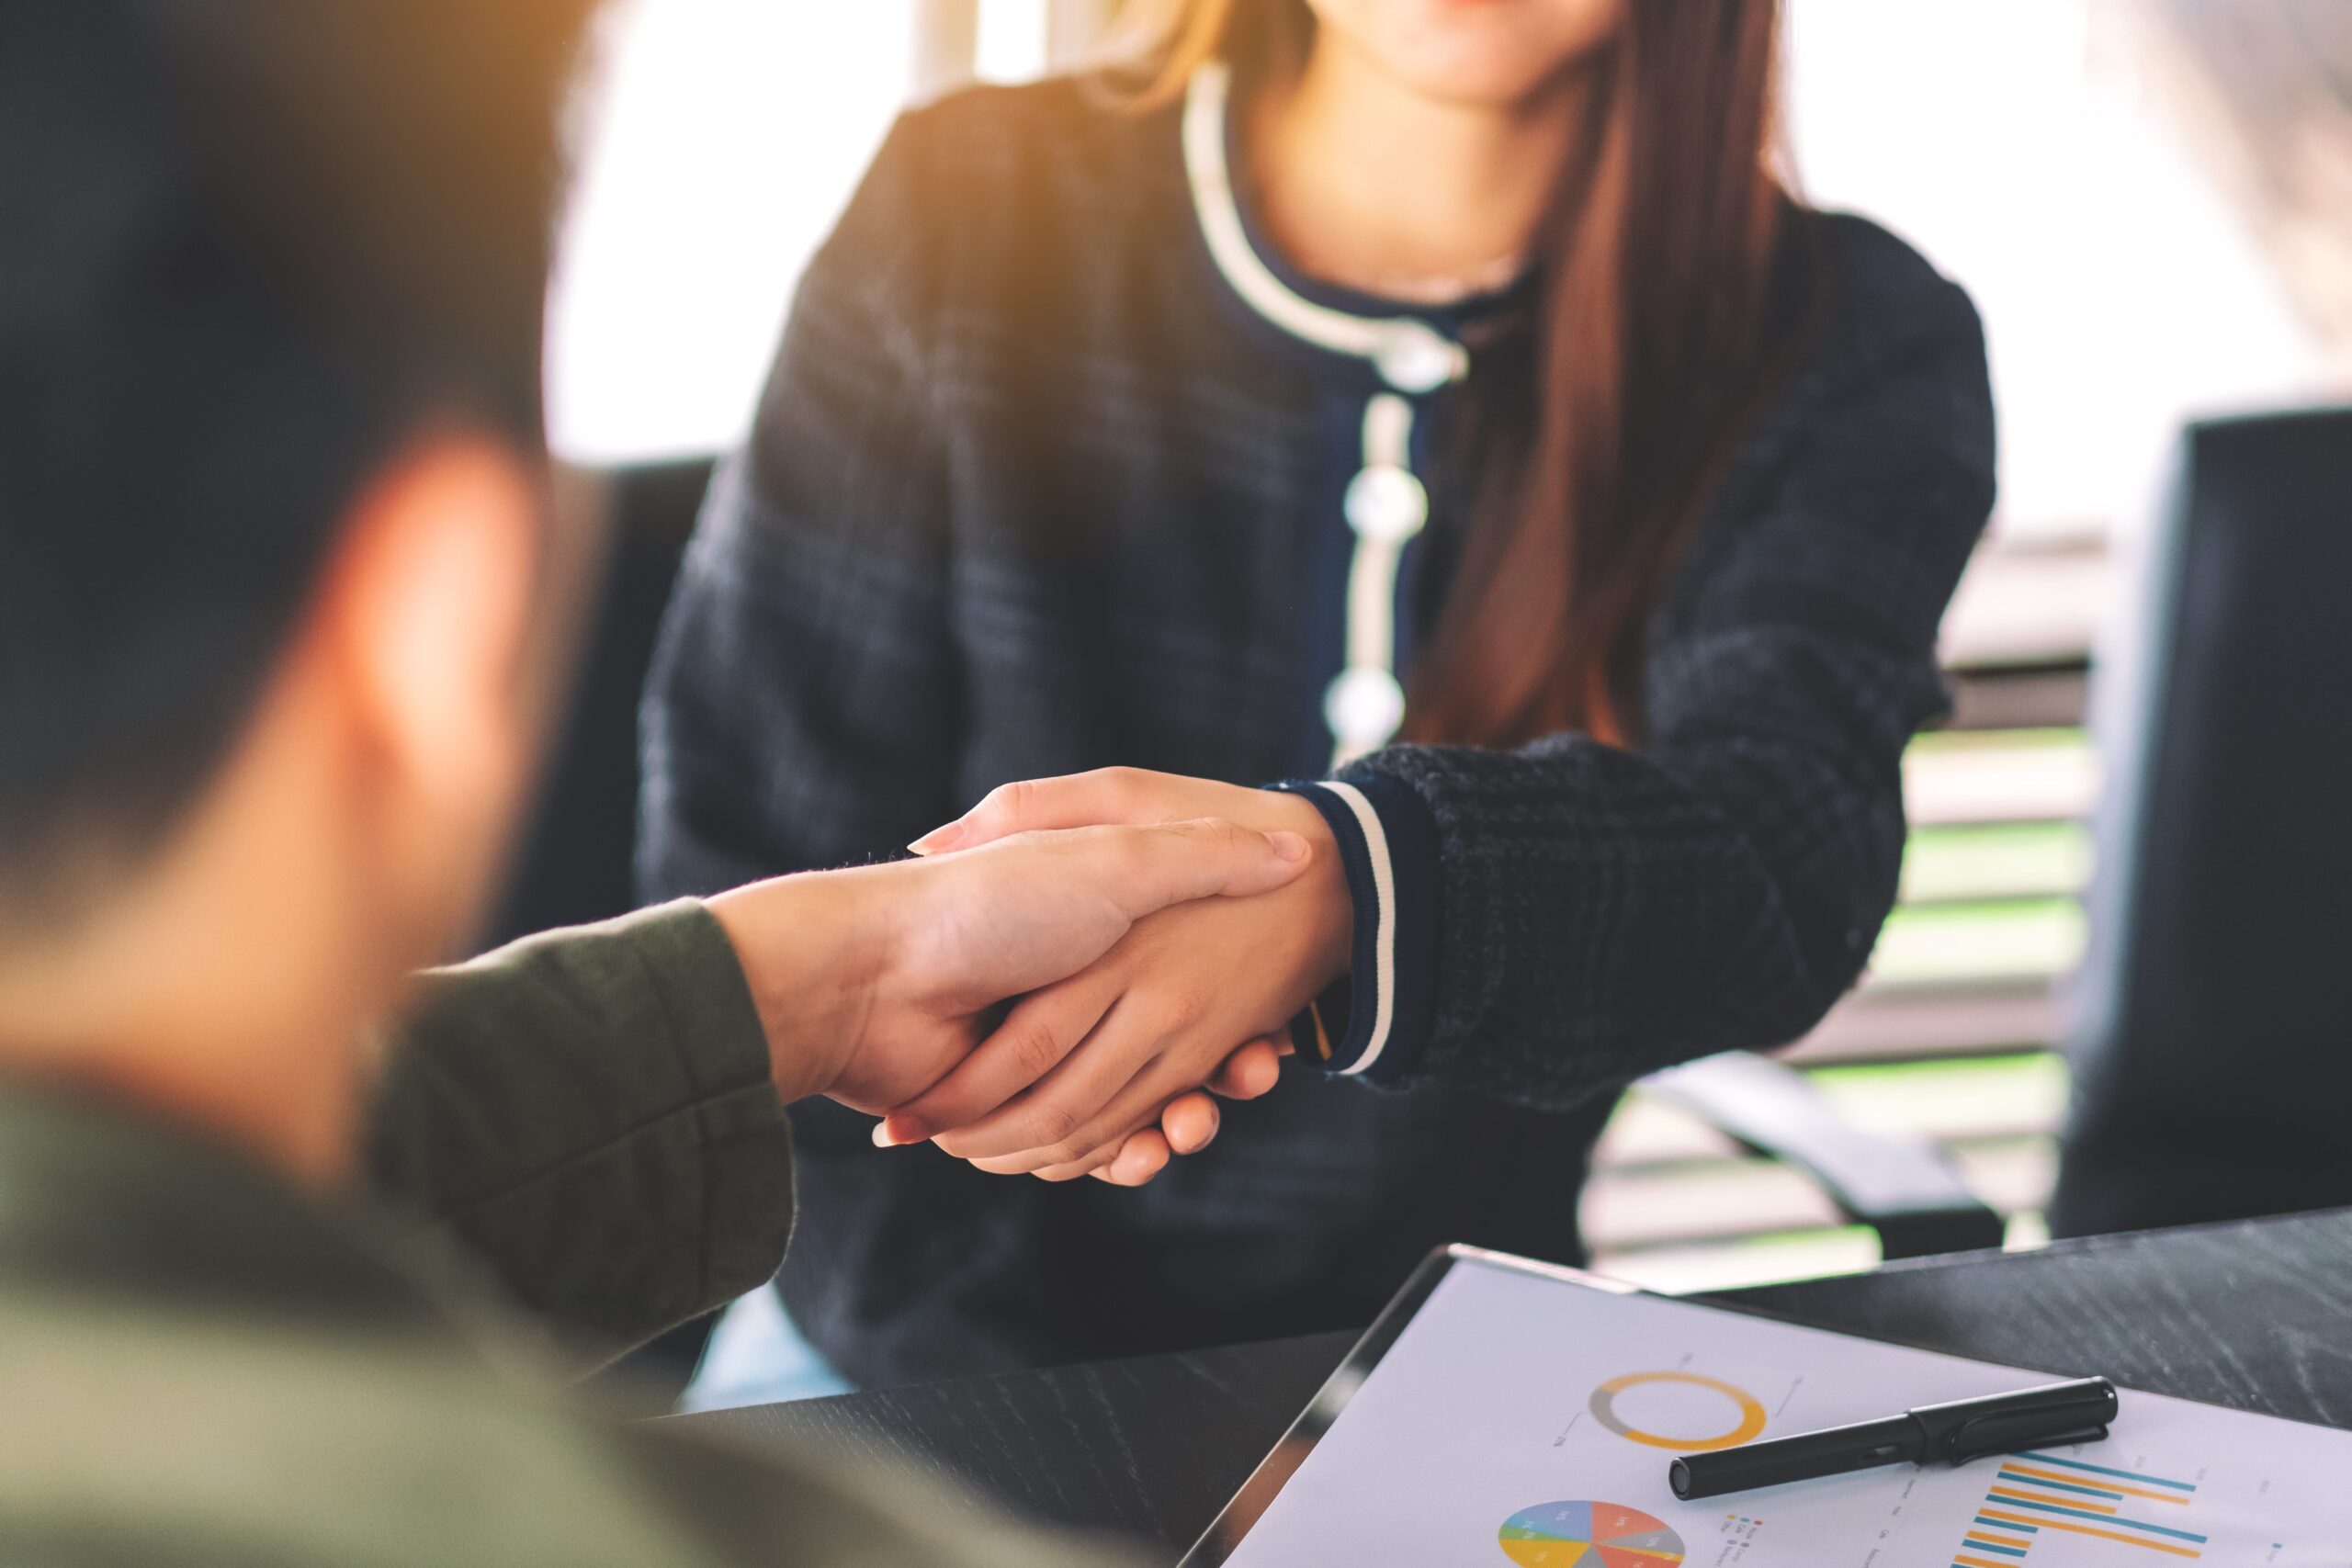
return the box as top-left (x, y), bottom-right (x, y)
top-left (1947, 1417), bottom-right (2111, 1465)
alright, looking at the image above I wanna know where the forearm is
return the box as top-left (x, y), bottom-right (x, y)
top-left (365, 902), bottom-right (797, 1370)
top-left (1339, 705), bottom-right (1912, 1111)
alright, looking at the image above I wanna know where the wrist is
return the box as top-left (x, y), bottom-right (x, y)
top-left (1261, 788), bottom-right (1353, 989)
top-left (706, 871), bottom-right (889, 1105)
top-left (1276, 771), bottom-right (1442, 1082)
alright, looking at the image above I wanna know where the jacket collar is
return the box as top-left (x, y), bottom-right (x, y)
top-left (1182, 62), bottom-right (1475, 397)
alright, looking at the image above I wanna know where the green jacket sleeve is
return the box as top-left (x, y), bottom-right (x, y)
top-left (363, 901), bottom-right (796, 1370)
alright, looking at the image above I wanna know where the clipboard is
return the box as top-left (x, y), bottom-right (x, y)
top-left (1182, 1245), bottom-right (2352, 1567)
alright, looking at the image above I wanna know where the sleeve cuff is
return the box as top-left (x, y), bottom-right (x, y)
top-left (1267, 775), bottom-right (1440, 1083)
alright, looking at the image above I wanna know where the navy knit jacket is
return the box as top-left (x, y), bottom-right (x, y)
top-left (639, 75), bottom-right (1996, 1386)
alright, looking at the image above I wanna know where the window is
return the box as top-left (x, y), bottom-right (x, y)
top-left (546, 2), bottom-right (917, 465)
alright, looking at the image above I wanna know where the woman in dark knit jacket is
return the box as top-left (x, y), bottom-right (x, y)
top-left (640, 0), bottom-right (1996, 1394)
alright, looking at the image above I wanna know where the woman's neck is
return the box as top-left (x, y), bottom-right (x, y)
top-left (1247, 32), bottom-right (1587, 303)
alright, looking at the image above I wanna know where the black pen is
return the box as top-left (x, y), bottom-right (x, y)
top-left (1667, 1377), bottom-right (2120, 1500)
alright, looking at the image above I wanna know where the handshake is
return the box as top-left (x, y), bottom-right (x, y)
top-left (707, 770), bottom-right (1354, 1185)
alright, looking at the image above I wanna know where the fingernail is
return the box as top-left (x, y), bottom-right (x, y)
top-left (871, 1117), bottom-right (925, 1147)
top-left (1269, 830), bottom-right (1309, 862)
top-left (909, 823), bottom-right (964, 856)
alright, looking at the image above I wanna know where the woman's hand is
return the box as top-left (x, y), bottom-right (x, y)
top-left (1068, 1033), bottom-right (1292, 1186)
top-left (876, 770), bottom-right (1352, 1175)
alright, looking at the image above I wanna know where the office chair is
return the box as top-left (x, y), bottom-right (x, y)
top-left (2052, 405), bottom-right (2352, 1238)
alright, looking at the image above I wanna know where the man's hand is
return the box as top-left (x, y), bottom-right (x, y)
top-left (704, 818), bottom-right (1313, 1120)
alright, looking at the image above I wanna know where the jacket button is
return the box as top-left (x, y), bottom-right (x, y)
top-left (1345, 464), bottom-right (1430, 543)
top-left (1374, 321), bottom-right (1466, 393)
top-left (1326, 667), bottom-right (1407, 752)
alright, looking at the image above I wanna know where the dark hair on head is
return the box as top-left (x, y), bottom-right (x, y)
top-left (0, 0), bottom-right (595, 912)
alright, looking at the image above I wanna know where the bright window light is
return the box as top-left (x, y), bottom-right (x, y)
top-left (547, 1), bottom-right (914, 466)
top-left (546, 0), bottom-right (2335, 540)
top-left (1783, 0), bottom-right (2330, 537)
top-left (976, 0), bottom-right (1051, 85)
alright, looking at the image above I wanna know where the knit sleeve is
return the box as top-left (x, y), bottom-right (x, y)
top-left (1336, 265), bottom-right (1996, 1111)
top-left (638, 112), bottom-right (959, 899)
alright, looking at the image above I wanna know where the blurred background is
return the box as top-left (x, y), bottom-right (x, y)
top-left (527, 0), bottom-right (2351, 1295)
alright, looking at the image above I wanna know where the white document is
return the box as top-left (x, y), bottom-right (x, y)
top-left (1211, 1253), bottom-right (2352, 1568)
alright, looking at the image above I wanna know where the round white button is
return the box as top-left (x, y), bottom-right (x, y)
top-left (1345, 464), bottom-right (1430, 543)
top-left (1324, 667), bottom-right (1407, 750)
top-left (1374, 322), bottom-right (1464, 394)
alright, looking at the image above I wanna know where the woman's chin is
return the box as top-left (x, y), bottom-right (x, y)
top-left (1319, 0), bottom-right (1622, 109)
top-left (1364, 45), bottom-right (1603, 110)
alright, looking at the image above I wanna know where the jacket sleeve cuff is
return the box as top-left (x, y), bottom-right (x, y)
top-left (1266, 775), bottom-right (1440, 1083)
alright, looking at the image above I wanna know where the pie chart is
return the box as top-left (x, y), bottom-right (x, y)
top-left (1498, 1500), bottom-right (1685, 1566)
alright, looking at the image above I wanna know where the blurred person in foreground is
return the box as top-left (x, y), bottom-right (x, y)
top-left (0, 4), bottom-right (1311, 1562)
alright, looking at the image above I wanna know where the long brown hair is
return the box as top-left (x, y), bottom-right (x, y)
top-left (1116, 0), bottom-right (1805, 747)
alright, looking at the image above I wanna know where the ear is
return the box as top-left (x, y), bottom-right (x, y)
top-left (311, 434), bottom-right (544, 847)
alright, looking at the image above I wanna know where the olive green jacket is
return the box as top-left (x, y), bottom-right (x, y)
top-left (0, 903), bottom-right (1129, 1566)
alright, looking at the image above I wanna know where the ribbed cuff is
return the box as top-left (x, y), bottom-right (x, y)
top-left (1267, 775), bottom-right (1439, 1082)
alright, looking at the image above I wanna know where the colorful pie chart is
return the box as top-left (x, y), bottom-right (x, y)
top-left (1498, 1500), bottom-right (1686, 1567)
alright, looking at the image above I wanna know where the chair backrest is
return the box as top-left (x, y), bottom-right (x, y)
top-left (482, 457), bottom-right (716, 948)
top-left (2052, 405), bottom-right (2352, 1237)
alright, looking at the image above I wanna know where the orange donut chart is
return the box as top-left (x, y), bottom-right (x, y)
top-left (1588, 1371), bottom-right (1769, 1452)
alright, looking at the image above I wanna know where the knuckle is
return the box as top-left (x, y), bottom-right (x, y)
top-left (1161, 986), bottom-right (1212, 1032)
top-left (1182, 816), bottom-right (1245, 860)
top-left (1006, 1018), bottom-right (1064, 1079)
top-left (1023, 1101), bottom-right (1080, 1151)
top-left (978, 780), bottom-right (1026, 822)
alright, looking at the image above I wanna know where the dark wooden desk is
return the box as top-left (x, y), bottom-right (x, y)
top-left (675, 1208), bottom-right (2352, 1558)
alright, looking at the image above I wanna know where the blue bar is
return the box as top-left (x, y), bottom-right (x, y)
top-left (1975, 1517), bottom-right (2039, 1533)
top-left (1996, 1468), bottom-right (2124, 1501)
top-left (2015, 1450), bottom-right (2198, 1492)
top-left (1961, 1539), bottom-right (2030, 1557)
top-left (1985, 1495), bottom-right (2210, 1544)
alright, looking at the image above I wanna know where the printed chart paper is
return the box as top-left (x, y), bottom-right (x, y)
top-left (1217, 1257), bottom-right (2352, 1567)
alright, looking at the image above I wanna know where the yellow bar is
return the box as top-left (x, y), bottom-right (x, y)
top-left (1978, 1508), bottom-right (2201, 1559)
top-left (1999, 1461), bottom-right (2193, 1504)
top-left (1989, 1485), bottom-right (2118, 1515)
top-left (1966, 1536), bottom-right (2030, 1551)
top-left (1955, 1556), bottom-right (2012, 1568)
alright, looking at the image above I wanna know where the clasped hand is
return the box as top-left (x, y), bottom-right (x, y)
top-left (710, 772), bottom-right (1352, 1187)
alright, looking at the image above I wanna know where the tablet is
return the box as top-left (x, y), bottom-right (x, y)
top-left (1181, 1245), bottom-right (2352, 1567)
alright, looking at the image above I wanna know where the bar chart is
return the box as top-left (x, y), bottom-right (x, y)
top-left (1952, 1450), bottom-right (2209, 1565)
